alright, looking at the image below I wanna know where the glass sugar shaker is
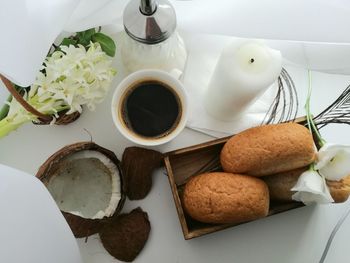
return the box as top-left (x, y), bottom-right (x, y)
top-left (121, 0), bottom-right (187, 75)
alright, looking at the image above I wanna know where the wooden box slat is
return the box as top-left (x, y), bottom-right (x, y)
top-left (165, 118), bottom-right (307, 240)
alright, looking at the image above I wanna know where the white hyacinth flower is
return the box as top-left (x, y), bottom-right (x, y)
top-left (0, 41), bottom-right (116, 138)
top-left (291, 169), bottom-right (334, 205)
top-left (315, 143), bottom-right (350, 181)
top-left (35, 42), bottom-right (116, 115)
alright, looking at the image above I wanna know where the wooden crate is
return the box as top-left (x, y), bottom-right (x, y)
top-left (164, 119), bottom-right (307, 240)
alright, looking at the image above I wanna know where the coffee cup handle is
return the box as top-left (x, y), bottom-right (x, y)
top-left (170, 68), bottom-right (183, 80)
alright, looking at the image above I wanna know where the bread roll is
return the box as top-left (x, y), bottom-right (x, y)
top-left (263, 167), bottom-right (306, 201)
top-left (220, 123), bottom-right (316, 177)
top-left (183, 172), bottom-right (269, 224)
top-left (326, 176), bottom-right (350, 203)
top-left (264, 167), bottom-right (350, 203)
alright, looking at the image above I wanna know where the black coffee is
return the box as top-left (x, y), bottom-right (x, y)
top-left (121, 80), bottom-right (181, 138)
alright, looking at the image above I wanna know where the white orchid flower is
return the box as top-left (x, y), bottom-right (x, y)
top-left (291, 169), bottom-right (334, 205)
top-left (315, 143), bottom-right (350, 181)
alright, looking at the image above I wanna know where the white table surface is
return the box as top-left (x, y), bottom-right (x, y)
top-left (1, 34), bottom-right (350, 263)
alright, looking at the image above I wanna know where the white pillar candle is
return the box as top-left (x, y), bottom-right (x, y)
top-left (204, 40), bottom-right (282, 121)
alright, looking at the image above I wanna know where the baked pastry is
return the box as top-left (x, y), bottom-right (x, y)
top-left (220, 123), bottom-right (316, 177)
top-left (264, 167), bottom-right (350, 203)
top-left (263, 167), bottom-right (306, 201)
top-left (183, 172), bottom-right (269, 224)
top-left (326, 176), bottom-right (350, 203)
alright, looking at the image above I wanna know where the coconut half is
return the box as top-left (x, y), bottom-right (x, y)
top-left (37, 142), bottom-right (125, 238)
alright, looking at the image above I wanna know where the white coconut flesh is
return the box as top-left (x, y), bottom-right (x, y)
top-left (47, 150), bottom-right (121, 219)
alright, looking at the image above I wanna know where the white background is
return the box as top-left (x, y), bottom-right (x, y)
top-left (1, 42), bottom-right (350, 263)
top-left (2, 7), bottom-right (350, 263)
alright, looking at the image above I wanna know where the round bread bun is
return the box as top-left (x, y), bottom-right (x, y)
top-left (327, 175), bottom-right (350, 203)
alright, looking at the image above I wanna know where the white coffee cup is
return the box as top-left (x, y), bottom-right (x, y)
top-left (111, 69), bottom-right (188, 146)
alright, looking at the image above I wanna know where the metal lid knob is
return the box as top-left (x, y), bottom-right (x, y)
top-left (123, 0), bottom-right (177, 45)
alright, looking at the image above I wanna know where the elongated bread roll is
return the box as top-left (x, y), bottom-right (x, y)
top-left (183, 172), bottom-right (269, 224)
top-left (263, 167), bottom-right (350, 203)
top-left (263, 167), bottom-right (306, 201)
top-left (220, 123), bottom-right (316, 176)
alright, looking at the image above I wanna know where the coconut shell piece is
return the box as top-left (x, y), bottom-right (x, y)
top-left (63, 212), bottom-right (104, 238)
top-left (36, 142), bottom-right (126, 238)
top-left (122, 147), bottom-right (163, 200)
top-left (99, 207), bottom-right (151, 262)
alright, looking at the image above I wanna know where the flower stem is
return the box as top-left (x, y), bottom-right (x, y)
top-left (0, 117), bottom-right (28, 138)
top-left (308, 162), bottom-right (316, 171)
top-left (306, 71), bottom-right (326, 147)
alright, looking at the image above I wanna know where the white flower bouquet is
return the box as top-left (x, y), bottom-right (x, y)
top-left (0, 28), bottom-right (116, 138)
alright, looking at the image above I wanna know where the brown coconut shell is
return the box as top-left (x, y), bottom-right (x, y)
top-left (36, 141), bottom-right (126, 238)
top-left (121, 147), bottom-right (163, 200)
top-left (99, 207), bottom-right (151, 262)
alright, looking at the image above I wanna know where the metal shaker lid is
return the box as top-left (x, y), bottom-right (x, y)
top-left (123, 0), bottom-right (177, 44)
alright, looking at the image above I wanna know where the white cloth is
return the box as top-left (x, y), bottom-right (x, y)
top-left (174, 0), bottom-right (350, 43)
top-left (2, 0), bottom-right (350, 86)
top-left (0, 164), bottom-right (82, 263)
top-left (66, 0), bottom-right (350, 75)
top-left (0, 0), bottom-right (127, 87)
top-left (64, 0), bottom-right (126, 32)
top-left (0, 0), bottom-right (80, 87)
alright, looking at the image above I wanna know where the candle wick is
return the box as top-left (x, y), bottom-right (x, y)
top-left (250, 58), bottom-right (255, 63)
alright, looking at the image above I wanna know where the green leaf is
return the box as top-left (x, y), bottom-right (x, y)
top-left (91, 32), bottom-right (116, 57)
top-left (14, 84), bottom-right (29, 93)
top-left (0, 95), bottom-right (12, 121)
top-left (60, 38), bottom-right (77, 47)
top-left (76, 28), bottom-right (96, 47)
top-left (0, 84), bottom-right (25, 121)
